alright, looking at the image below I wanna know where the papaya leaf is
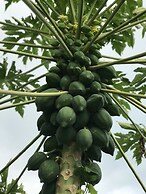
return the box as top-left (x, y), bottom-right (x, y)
top-left (118, 122), bottom-right (139, 131)
top-left (4, 0), bottom-right (20, 10)
top-left (0, 168), bottom-right (8, 187)
top-left (115, 122), bottom-right (146, 165)
top-left (7, 179), bottom-right (26, 194)
top-left (15, 105), bottom-right (25, 117)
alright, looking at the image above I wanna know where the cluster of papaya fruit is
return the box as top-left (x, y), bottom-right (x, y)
top-left (27, 24), bottom-right (120, 193)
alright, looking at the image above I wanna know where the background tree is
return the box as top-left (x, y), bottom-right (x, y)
top-left (0, 0), bottom-right (146, 194)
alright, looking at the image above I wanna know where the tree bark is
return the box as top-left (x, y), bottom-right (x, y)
top-left (56, 142), bottom-right (82, 194)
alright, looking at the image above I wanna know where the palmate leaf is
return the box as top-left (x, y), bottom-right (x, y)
top-left (7, 179), bottom-right (26, 194)
top-left (115, 122), bottom-right (146, 165)
top-left (131, 67), bottom-right (146, 87)
top-left (4, 0), bottom-right (20, 10)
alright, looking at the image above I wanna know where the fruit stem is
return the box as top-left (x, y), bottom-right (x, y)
top-left (6, 136), bottom-right (46, 194)
top-left (0, 73), bottom-right (46, 104)
top-left (22, 0), bottom-right (73, 58)
top-left (0, 99), bottom-right (35, 111)
top-left (86, 0), bottom-right (108, 26)
top-left (0, 47), bottom-right (56, 61)
top-left (122, 96), bottom-right (146, 114)
top-left (0, 21), bottom-right (50, 35)
top-left (0, 133), bottom-right (41, 174)
top-left (111, 133), bottom-right (146, 193)
top-left (110, 94), bottom-right (146, 139)
top-left (56, 142), bottom-right (82, 194)
top-left (0, 40), bottom-right (58, 49)
top-left (69, 0), bottom-right (76, 24)
top-left (89, 52), bottom-right (146, 69)
top-left (83, 0), bottom-right (126, 53)
top-left (0, 89), bottom-right (68, 97)
top-left (101, 88), bottom-right (146, 99)
top-left (96, 10), bottom-right (146, 43)
top-left (76, 0), bottom-right (84, 39)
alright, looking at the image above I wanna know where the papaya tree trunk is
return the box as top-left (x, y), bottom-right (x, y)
top-left (56, 142), bottom-right (82, 194)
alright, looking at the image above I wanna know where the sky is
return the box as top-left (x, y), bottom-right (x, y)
top-left (0, 1), bottom-right (146, 194)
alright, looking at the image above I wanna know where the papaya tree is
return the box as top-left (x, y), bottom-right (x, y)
top-left (0, 0), bottom-right (146, 194)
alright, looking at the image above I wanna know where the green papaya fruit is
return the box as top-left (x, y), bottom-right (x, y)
top-left (74, 51), bottom-right (86, 64)
top-left (60, 75), bottom-right (71, 90)
top-left (101, 134), bottom-right (115, 156)
top-left (38, 160), bottom-right (60, 184)
top-left (49, 66), bottom-right (61, 75)
top-left (51, 49), bottom-right (63, 58)
top-left (43, 136), bottom-right (59, 153)
top-left (56, 126), bottom-right (76, 145)
top-left (67, 62), bottom-right (81, 75)
top-left (40, 121), bottom-right (57, 136)
top-left (81, 25), bottom-right (91, 33)
top-left (39, 181), bottom-right (56, 194)
top-left (35, 88), bottom-right (58, 112)
top-left (89, 54), bottom-right (99, 65)
top-left (56, 106), bottom-right (76, 127)
top-left (74, 109), bottom-right (90, 129)
top-left (46, 72), bottom-right (60, 88)
top-left (90, 49), bottom-right (102, 58)
top-left (87, 94), bottom-right (104, 112)
top-left (69, 81), bottom-right (86, 96)
top-left (98, 66), bottom-right (117, 80)
top-left (37, 114), bottom-right (45, 131)
top-left (93, 108), bottom-right (113, 132)
top-left (86, 145), bottom-right (102, 162)
top-left (105, 103), bottom-right (121, 116)
top-left (84, 162), bottom-right (102, 185)
top-left (90, 81), bottom-right (101, 93)
top-left (90, 126), bottom-right (109, 148)
top-left (72, 95), bottom-right (87, 112)
top-left (27, 152), bottom-right (47, 171)
top-left (79, 70), bottom-right (94, 86)
top-left (50, 111), bottom-right (58, 126)
top-left (92, 72), bottom-right (101, 82)
top-left (55, 93), bottom-right (73, 109)
top-left (76, 128), bottom-right (93, 151)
